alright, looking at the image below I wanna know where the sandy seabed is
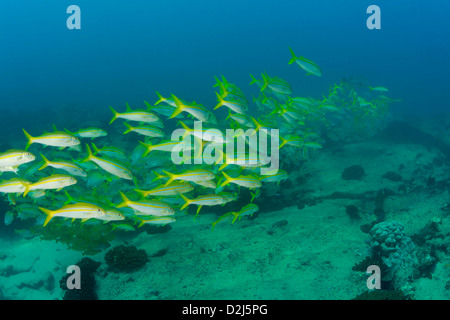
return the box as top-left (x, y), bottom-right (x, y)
top-left (1, 134), bottom-right (449, 300)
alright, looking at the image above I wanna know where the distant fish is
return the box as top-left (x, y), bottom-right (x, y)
top-left (122, 122), bottom-right (164, 138)
top-left (138, 140), bottom-right (192, 157)
top-left (178, 121), bottom-right (228, 143)
top-left (230, 203), bottom-right (259, 223)
top-left (91, 143), bottom-right (127, 160)
top-left (369, 86), bottom-right (389, 92)
top-left (4, 211), bottom-right (14, 226)
top-left (83, 144), bottom-right (133, 180)
top-left (134, 181), bottom-right (194, 197)
top-left (288, 47), bottom-right (322, 77)
top-left (259, 170), bottom-right (288, 184)
top-left (28, 189), bottom-right (46, 199)
top-left (156, 169), bottom-right (215, 186)
top-left (154, 91), bottom-right (176, 107)
top-left (220, 171), bottom-right (261, 189)
top-left (109, 103), bottom-right (159, 124)
top-left (170, 95), bottom-right (217, 124)
top-left (111, 223), bottom-right (136, 232)
top-left (138, 216), bottom-right (176, 227)
top-left (39, 153), bottom-right (87, 177)
top-left (260, 72), bottom-right (292, 95)
top-left (38, 202), bottom-right (106, 226)
top-left (65, 127), bottom-right (107, 139)
top-left (214, 92), bottom-right (247, 114)
top-left (23, 129), bottom-right (80, 150)
top-left (116, 191), bottom-right (174, 216)
top-left (24, 174), bottom-right (77, 197)
top-left (179, 193), bottom-right (227, 214)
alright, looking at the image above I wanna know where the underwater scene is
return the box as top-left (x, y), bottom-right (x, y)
top-left (1, 0), bottom-right (449, 303)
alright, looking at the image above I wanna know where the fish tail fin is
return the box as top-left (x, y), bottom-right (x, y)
top-left (288, 47), bottom-right (297, 64)
top-left (179, 193), bottom-right (192, 210)
top-left (134, 189), bottom-right (146, 198)
top-left (225, 109), bottom-right (232, 120)
top-left (22, 129), bottom-right (34, 151)
top-left (132, 176), bottom-right (139, 189)
top-left (22, 182), bottom-right (33, 197)
top-left (220, 171), bottom-right (233, 187)
top-left (116, 191), bottom-right (130, 208)
top-left (64, 128), bottom-right (75, 136)
top-left (249, 74), bottom-right (258, 85)
top-left (139, 141), bottom-right (152, 157)
top-left (138, 219), bottom-right (145, 228)
top-left (63, 190), bottom-right (75, 206)
top-left (260, 73), bottom-right (268, 92)
top-left (143, 100), bottom-right (153, 112)
top-left (91, 142), bottom-right (100, 155)
top-left (109, 106), bottom-right (119, 124)
top-left (177, 121), bottom-right (191, 138)
top-left (162, 170), bottom-right (175, 186)
top-left (214, 92), bottom-right (224, 110)
top-left (82, 143), bottom-right (94, 163)
top-left (38, 153), bottom-right (51, 170)
top-left (155, 91), bottom-right (165, 105)
top-left (39, 207), bottom-right (55, 227)
top-left (231, 212), bottom-right (240, 224)
top-left (279, 137), bottom-right (288, 149)
top-left (151, 170), bottom-right (167, 183)
top-left (250, 117), bottom-right (262, 133)
top-left (123, 122), bottom-right (133, 134)
top-left (169, 95), bottom-right (185, 119)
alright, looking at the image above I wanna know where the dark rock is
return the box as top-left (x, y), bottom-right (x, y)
top-left (150, 248), bottom-right (168, 258)
top-left (346, 205), bottom-right (360, 220)
top-left (105, 245), bottom-right (148, 273)
top-left (382, 171), bottom-right (402, 182)
top-left (272, 220), bottom-right (288, 228)
top-left (342, 165), bottom-right (365, 181)
top-left (144, 224), bottom-right (172, 234)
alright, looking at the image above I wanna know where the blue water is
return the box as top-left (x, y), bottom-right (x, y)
top-left (1, 0), bottom-right (449, 118)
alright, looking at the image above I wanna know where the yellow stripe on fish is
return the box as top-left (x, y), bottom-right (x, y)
top-left (23, 129), bottom-right (80, 150)
top-left (24, 174), bottom-right (77, 197)
top-left (83, 144), bottom-right (133, 180)
top-left (0, 149), bottom-right (35, 167)
top-left (116, 191), bottom-right (174, 216)
top-left (38, 203), bottom-right (106, 226)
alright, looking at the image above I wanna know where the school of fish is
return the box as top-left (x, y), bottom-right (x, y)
top-left (0, 48), bottom-right (395, 235)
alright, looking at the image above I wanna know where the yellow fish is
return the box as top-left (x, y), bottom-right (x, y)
top-left (24, 174), bottom-right (77, 197)
top-left (38, 203), bottom-right (106, 226)
top-left (23, 130), bottom-right (80, 150)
